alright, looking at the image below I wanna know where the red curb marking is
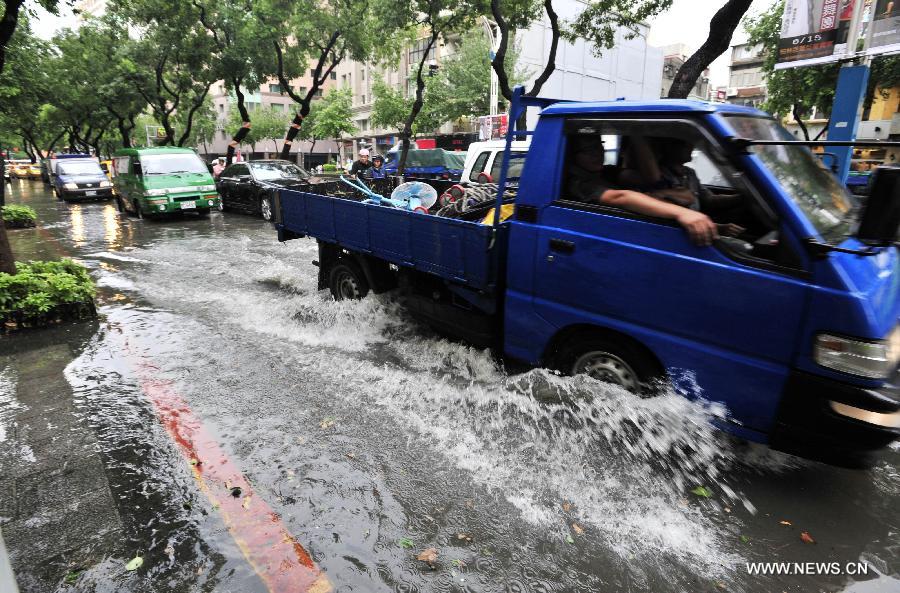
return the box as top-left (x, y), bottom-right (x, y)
top-left (125, 351), bottom-right (333, 593)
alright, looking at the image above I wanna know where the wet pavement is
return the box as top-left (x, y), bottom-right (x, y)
top-left (0, 178), bottom-right (898, 593)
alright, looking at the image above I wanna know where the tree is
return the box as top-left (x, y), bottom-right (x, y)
top-left (112, 0), bottom-right (218, 147)
top-left (384, 0), bottom-right (485, 172)
top-left (269, 0), bottom-right (385, 160)
top-left (372, 77), bottom-right (444, 137)
top-left (429, 28), bottom-right (525, 121)
top-left (192, 0), bottom-right (280, 165)
top-left (0, 0), bottom-right (62, 275)
top-left (312, 88), bottom-right (356, 141)
top-left (181, 96), bottom-right (217, 156)
top-left (667, 0), bottom-right (752, 99)
top-left (226, 105), bottom-right (287, 155)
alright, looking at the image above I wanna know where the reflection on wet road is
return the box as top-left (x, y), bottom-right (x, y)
top-left (1, 179), bottom-right (898, 593)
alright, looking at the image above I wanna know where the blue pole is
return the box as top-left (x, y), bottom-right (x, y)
top-left (825, 64), bottom-right (870, 185)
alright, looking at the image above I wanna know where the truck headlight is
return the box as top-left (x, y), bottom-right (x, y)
top-left (145, 189), bottom-right (167, 196)
top-left (197, 184), bottom-right (216, 192)
top-left (814, 329), bottom-right (900, 379)
top-left (64, 182), bottom-right (77, 190)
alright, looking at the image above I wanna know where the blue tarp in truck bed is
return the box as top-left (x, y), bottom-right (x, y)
top-left (274, 187), bottom-right (506, 292)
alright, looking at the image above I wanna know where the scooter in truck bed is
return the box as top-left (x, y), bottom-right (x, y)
top-left (273, 86), bottom-right (900, 468)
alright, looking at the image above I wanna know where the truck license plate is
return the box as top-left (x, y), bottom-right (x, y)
top-left (180, 201), bottom-right (196, 209)
top-left (85, 190), bottom-right (97, 196)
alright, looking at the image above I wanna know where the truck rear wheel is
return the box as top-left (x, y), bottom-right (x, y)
top-left (328, 260), bottom-right (370, 301)
top-left (554, 335), bottom-right (664, 396)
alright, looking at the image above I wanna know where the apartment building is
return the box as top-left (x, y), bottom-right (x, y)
top-left (75, 0), bottom-right (108, 20)
top-left (726, 43), bottom-right (766, 109)
top-left (660, 43), bottom-right (709, 100)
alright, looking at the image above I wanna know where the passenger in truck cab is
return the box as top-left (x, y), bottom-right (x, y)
top-left (566, 134), bottom-right (720, 246)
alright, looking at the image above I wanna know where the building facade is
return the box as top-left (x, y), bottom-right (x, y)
top-left (74, 0), bottom-right (108, 20)
top-left (726, 43), bottom-right (766, 109)
top-left (659, 43), bottom-right (709, 100)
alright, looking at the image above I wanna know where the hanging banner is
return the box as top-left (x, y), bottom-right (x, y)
top-left (776, 0), bottom-right (858, 68)
top-left (869, 0), bottom-right (900, 54)
top-left (477, 115), bottom-right (508, 140)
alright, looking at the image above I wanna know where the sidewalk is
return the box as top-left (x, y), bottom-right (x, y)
top-left (0, 322), bottom-right (123, 592)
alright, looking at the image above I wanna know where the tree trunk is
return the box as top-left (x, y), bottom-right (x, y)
top-left (668, 0), bottom-right (753, 99)
top-left (275, 34), bottom-right (342, 160)
top-left (398, 33), bottom-right (438, 174)
top-left (490, 0), bottom-right (560, 102)
top-left (792, 104), bottom-right (810, 141)
top-left (226, 78), bottom-right (250, 166)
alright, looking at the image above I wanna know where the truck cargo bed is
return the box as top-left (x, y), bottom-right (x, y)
top-left (274, 187), bottom-right (506, 292)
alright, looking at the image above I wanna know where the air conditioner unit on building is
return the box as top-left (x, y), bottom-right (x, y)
top-left (727, 87), bottom-right (738, 97)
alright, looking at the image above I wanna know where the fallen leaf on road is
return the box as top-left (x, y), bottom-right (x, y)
top-left (780, 520), bottom-right (792, 526)
top-left (562, 502), bottom-right (572, 512)
top-left (398, 538), bottom-right (414, 549)
top-left (740, 535), bottom-right (750, 544)
top-left (164, 544), bottom-right (175, 556)
top-left (572, 523), bottom-right (584, 536)
top-left (451, 558), bottom-right (465, 568)
top-left (565, 535), bottom-right (575, 544)
top-left (800, 532), bottom-right (816, 544)
top-left (319, 417), bottom-right (335, 429)
top-left (125, 556), bottom-right (144, 571)
top-left (242, 495), bottom-right (252, 509)
top-left (690, 486), bottom-right (712, 498)
top-left (64, 570), bottom-right (82, 584)
top-left (417, 548), bottom-right (438, 564)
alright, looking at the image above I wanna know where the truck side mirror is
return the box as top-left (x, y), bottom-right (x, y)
top-left (857, 166), bottom-right (900, 247)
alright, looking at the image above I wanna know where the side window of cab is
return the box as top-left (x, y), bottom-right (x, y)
top-left (468, 152), bottom-right (491, 182)
top-left (556, 118), bottom-right (798, 271)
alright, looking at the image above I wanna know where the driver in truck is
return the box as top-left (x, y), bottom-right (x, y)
top-left (567, 134), bottom-right (720, 247)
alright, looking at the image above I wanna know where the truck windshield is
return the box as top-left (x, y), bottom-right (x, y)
top-left (58, 161), bottom-right (102, 176)
top-left (726, 116), bottom-right (854, 244)
top-left (140, 153), bottom-right (208, 175)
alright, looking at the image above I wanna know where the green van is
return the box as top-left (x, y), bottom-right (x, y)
top-left (111, 147), bottom-right (220, 217)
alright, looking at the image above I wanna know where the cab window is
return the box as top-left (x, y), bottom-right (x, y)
top-left (468, 152), bottom-right (490, 181)
top-left (557, 118), bottom-right (799, 270)
top-left (489, 151), bottom-right (527, 181)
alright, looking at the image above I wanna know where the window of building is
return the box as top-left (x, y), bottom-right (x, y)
top-left (269, 84), bottom-right (282, 94)
top-left (218, 104), bottom-right (224, 113)
top-left (298, 86), bottom-right (308, 96)
top-left (271, 103), bottom-right (284, 112)
top-left (315, 89), bottom-right (323, 97)
top-left (408, 38), bottom-right (436, 68)
top-left (310, 69), bottom-right (316, 78)
top-left (330, 71), bottom-right (337, 80)
top-left (361, 94), bottom-right (366, 104)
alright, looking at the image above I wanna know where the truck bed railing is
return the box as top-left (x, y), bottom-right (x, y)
top-left (491, 87), bottom-right (570, 230)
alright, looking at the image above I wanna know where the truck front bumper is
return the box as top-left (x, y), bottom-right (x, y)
top-left (770, 370), bottom-right (900, 467)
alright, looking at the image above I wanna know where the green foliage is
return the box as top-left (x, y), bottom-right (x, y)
top-left (322, 163), bottom-right (337, 172)
top-left (0, 259), bottom-right (95, 320)
top-left (227, 105), bottom-right (287, 149)
top-left (2, 205), bottom-right (37, 225)
top-left (566, 0), bottom-right (674, 56)
top-left (312, 89), bottom-right (357, 140)
top-left (428, 29), bottom-right (527, 121)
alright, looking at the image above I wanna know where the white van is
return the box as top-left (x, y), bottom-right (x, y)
top-left (461, 140), bottom-right (530, 183)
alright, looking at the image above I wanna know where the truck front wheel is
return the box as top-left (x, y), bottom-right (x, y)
top-left (328, 260), bottom-right (370, 301)
top-left (555, 336), bottom-right (664, 396)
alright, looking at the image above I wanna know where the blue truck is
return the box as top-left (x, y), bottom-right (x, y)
top-left (274, 89), bottom-right (900, 467)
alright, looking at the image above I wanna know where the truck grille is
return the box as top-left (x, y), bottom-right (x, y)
top-left (77, 182), bottom-right (98, 188)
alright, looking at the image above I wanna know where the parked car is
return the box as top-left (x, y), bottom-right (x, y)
top-left (53, 157), bottom-right (113, 201)
top-left (9, 162), bottom-right (30, 179)
top-left (461, 139), bottom-right (530, 183)
top-left (274, 90), bottom-right (900, 468)
top-left (217, 159), bottom-right (319, 221)
top-left (112, 147), bottom-right (219, 218)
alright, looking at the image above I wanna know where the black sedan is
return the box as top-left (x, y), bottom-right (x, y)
top-left (216, 160), bottom-right (320, 221)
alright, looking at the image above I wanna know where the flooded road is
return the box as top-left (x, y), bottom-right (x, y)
top-left (1, 179), bottom-right (898, 593)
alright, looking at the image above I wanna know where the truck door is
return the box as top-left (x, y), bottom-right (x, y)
top-left (528, 118), bottom-right (810, 437)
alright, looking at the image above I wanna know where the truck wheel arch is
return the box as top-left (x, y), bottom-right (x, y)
top-left (316, 241), bottom-right (397, 295)
top-left (543, 324), bottom-right (666, 383)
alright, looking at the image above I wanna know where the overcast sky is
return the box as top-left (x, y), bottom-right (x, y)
top-left (30, 0), bottom-right (778, 91)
